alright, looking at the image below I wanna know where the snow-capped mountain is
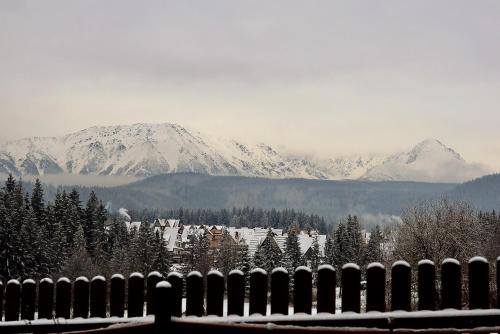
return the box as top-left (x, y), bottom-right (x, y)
top-left (0, 124), bottom-right (491, 182)
top-left (360, 139), bottom-right (490, 183)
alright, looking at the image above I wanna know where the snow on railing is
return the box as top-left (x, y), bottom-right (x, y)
top-left (0, 256), bottom-right (499, 332)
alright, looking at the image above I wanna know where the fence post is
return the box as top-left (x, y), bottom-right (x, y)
top-left (468, 256), bottom-right (489, 309)
top-left (206, 270), bottom-right (224, 316)
top-left (249, 268), bottom-right (267, 316)
top-left (441, 258), bottom-right (462, 309)
top-left (128, 273), bottom-right (145, 317)
top-left (271, 267), bottom-right (289, 315)
top-left (186, 271), bottom-right (204, 317)
top-left (166, 272), bottom-right (183, 317)
top-left (317, 264), bottom-right (335, 314)
top-left (497, 256), bottom-right (500, 308)
top-left (155, 281), bottom-right (172, 334)
top-left (391, 260), bottom-right (411, 311)
top-left (38, 278), bottom-right (54, 319)
top-left (366, 262), bottom-right (386, 312)
top-left (5, 279), bottom-right (21, 321)
top-left (21, 279), bottom-right (36, 320)
top-left (0, 281), bottom-right (3, 320)
top-left (110, 274), bottom-right (125, 317)
top-left (56, 277), bottom-right (71, 319)
top-left (73, 277), bottom-right (89, 318)
top-left (294, 266), bottom-right (312, 314)
top-left (418, 260), bottom-right (436, 311)
top-left (90, 276), bottom-right (107, 318)
top-left (227, 269), bottom-right (244, 316)
top-left (341, 263), bottom-right (360, 313)
top-left (147, 272), bottom-right (163, 315)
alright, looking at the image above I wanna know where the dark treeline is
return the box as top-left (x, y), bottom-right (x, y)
top-left (0, 175), bottom-right (171, 281)
top-left (128, 207), bottom-right (329, 233)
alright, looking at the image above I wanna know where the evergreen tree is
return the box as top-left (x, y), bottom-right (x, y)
top-left (363, 225), bottom-right (384, 265)
top-left (283, 225), bottom-right (303, 274)
top-left (60, 224), bottom-right (95, 279)
top-left (152, 232), bottom-right (171, 277)
top-left (216, 229), bottom-right (238, 277)
top-left (308, 235), bottom-right (320, 284)
top-left (253, 228), bottom-right (282, 274)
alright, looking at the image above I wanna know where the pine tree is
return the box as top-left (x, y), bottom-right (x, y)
top-left (131, 221), bottom-right (157, 274)
top-left (59, 224), bottom-right (95, 279)
top-left (324, 236), bottom-right (334, 265)
top-left (253, 228), bottom-right (282, 274)
top-left (152, 232), bottom-right (171, 277)
top-left (308, 235), bottom-right (320, 284)
top-left (363, 225), bottom-right (383, 265)
top-left (283, 225), bottom-right (303, 275)
top-left (216, 229), bottom-right (238, 277)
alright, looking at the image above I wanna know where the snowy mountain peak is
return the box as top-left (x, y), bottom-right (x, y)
top-left (0, 124), bottom-right (491, 183)
top-left (405, 138), bottom-right (463, 164)
top-left (361, 139), bottom-right (489, 183)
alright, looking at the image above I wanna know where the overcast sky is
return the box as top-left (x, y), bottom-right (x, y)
top-left (1, 1), bottom-right (499, 168)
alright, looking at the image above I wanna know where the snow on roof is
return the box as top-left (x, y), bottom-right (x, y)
top-left (298, 234), bottom-right (313, 255)
top-left (125, 221), bottom-right (142, 232)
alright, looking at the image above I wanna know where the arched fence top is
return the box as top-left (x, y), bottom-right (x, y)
top-left (468, 256), bottom-right (488, 264)
top-left (207, 270), bottom-right (223, 277)
top-left (130, 272), bottom-right (144, 279)
top-left (156, 281), bottom-right (171, 289)
top-left (167, 271), bottom-right (183, 278)
top-left (442, 258), bottom-right (460, 265)
top-left (250, 268), bottom-right (267, 275)
top-left (342, 263), bottom-right (360, 270)
top-left (318, 264), bottom-right (335, 271)
top-left (57, 277), bottom-right (71, 283)
top-left (22, 279), bottom-right (35, 285)
top-left (367, 262), bottom-right (384, 270)
top-left (147, 271), bottom-right (162, 278)
top-left (392, 260), bottom-right (411, 268)
top-left (91, 275), bottom-right (106, 282)
top-left (187, 271), bottom-right (203, 278)
top-left (75, 276), bottom-right (89, 282)
top-left (228, 269), bottom-right (244, 276)
top-left (7, 279), bottom-right (20, 285)
top-left (40, 278), bottom-right (53, 284)
top-left (295, 266), bottom-right (311, 273)
top-left (271, 267), bottom-right (287, 274)
top-left (418, 259), bottom-right (435, 266)
top-left (111, 274), bottom-right (125, 280)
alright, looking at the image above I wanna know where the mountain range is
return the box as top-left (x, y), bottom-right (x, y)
top-left (0, 123), bottom-right (491, 183)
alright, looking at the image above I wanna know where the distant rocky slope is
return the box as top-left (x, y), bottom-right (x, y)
top-left (0, 123), bottom-right (490, 183)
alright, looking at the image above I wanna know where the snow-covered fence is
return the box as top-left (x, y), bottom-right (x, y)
top-left (0, 256), bottom-right (500, 333)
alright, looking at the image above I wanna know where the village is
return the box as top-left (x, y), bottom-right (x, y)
top-left (123, 218), bottom-right (372, 265)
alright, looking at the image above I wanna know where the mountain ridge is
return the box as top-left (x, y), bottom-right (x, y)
top-left (0, 122), bottom-right (490, 183)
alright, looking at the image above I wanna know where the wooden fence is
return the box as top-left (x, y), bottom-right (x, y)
top-left (0, 256), bottom-right (499, 333)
